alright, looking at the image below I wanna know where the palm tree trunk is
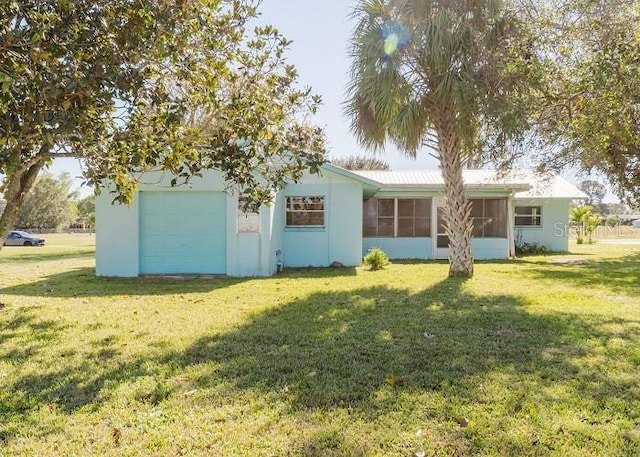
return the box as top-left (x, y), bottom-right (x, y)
top-left (0, 159), bottom-right (45, 250)
top-left (434, 115), bottom-right (474, 278)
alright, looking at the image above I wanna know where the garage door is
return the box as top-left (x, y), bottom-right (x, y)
top-left (139, 192), bottom-right (226, 274)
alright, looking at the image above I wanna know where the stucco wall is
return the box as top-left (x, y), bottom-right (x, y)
top-left (95, 192), bottom-right (140, 277)
top-left (96, 169), bottom-right (276, 277)
top-left (226, 198), bottom-right (276, 277)
top-left (514, 198), bottom-right (571, 252)
top-left (471, 238), bottom-right (509, 259)
top-left (362, 238), bottom-right (433, 260)
top-left (281, 171), bottom-right (363, 268)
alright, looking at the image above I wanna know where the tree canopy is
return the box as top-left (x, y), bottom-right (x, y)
top-left (0, 0), bottom-right (325, 243)
top-left (579, 180), bottom-right (607, 207)
top-left (15, 172), bottom-right (77, 229)
top-left (524, 0), bottom-right (640, 206)
top-left (331, 155), bottom-right (390, 170)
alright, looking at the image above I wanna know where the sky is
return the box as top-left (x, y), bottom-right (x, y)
top-left (50, 0), bottom-right (616, 201)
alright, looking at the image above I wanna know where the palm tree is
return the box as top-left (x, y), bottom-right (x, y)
top-left (345, 0), bottom-right (533, 277)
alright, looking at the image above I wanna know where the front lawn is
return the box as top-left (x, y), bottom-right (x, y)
top-left (1, 238), bottom-right (638, 456)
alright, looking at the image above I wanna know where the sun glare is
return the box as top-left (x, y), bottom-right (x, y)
top-left (382, 21), bottom-right (409, 56)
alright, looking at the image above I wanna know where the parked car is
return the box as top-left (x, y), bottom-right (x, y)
top-left (632, 219), bottom-right (640, 229)
top-left (3, 230), bottom-right (45, 246)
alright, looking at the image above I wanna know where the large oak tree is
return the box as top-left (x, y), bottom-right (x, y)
top-left (0, 0), bottom-right (325, 247)
top-left (529, 0), bottom-right (640, 206)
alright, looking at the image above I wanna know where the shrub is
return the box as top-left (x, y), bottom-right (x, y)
top-left (515, 241), bottom-right (548, 255)
top-left (363, 248), bottom-right (390, 270)
top-left (515, 230), bottom-right (548, 254)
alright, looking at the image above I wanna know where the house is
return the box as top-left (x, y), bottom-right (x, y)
top-left (95, 164), bottom-right (586, 277)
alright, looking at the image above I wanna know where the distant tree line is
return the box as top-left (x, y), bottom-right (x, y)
top-left (0, 172), bottom-right (94, 231)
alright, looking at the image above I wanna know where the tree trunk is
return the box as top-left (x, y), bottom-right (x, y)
top-left (434, 113), bottom-right (474, 278)
top-left (0, 160), bottom-right (45, 250)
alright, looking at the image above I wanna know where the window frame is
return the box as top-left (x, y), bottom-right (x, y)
top-left (237, 195), bottom-right (261, 233)
top-left (363, 197), bottom-right (432, 238)
top-left (514, 205), bottom-right (543, 228)
top-left (285, 196), bottom-right (325, 227)
top-left (469, 198), bottom-right (508, 238)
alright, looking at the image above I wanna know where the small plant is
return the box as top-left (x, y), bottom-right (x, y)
top-left (515, 230), bottom-right (548, 255)
top-left (570, 205), bottom-right (601, 244)
top-left (515, 241), bottom-right (548, 255)
top-left (362, 247), bottom-right (390, 270)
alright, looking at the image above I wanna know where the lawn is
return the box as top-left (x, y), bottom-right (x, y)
top-left (1, 235), bottom-right (639, 456)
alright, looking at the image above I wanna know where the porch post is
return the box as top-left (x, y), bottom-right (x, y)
top-left (507, 194), bottom-right (515, 258)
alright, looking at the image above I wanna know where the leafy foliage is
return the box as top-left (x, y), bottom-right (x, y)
top-left (362, 247), bottom-right (390, 270)
top-left (0, 0), bottom-right (325, 239)
top-left (74, 195), bottom-right (95, 228)
top-left (579, 180), bottom-right (607, 207)
top-left (528, 0), bottom-right (640, 206)
top-left (570, 205), bottom-right (601, 244)
top-left (15, 172), bottom-right (77, 229)
top-left (514, 230), bottom-right (548, 255)
top-left (330, 155), bottom-right (390, 170)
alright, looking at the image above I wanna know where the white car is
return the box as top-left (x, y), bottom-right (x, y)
top-left (3, 230), bottom-right (45, 246)
top-left (633, 219), bottom-right (640, 229)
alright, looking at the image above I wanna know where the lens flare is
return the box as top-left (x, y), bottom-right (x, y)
top-left (384, 33), bottom-right (400, 55)
top-left (382, 21), bottom-right (409, 56)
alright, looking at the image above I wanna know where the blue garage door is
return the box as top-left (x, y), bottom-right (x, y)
top-left (139, 192), bottom-right (226, 274)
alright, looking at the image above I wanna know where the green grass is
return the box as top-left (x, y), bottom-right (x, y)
top-left (1, 236), bottom-right (639, 456)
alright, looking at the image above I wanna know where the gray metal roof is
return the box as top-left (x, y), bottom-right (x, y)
top-left (347, 169), bottom-right (586, 199)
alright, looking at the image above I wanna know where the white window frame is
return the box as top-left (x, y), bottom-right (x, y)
top-left (237, 195), bottom-right (261, 233)
top-left (514, 205), bottom-right (543, 227)
top-left (363, 198), bottom-right (432, 238)
top-left (470, 198), bottom-right (508, 238)
top-left (285, 196), bottom-right (325, 227)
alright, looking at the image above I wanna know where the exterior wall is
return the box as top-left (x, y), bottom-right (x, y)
top-left (96, 167), bottom-right (574, 277)
top-left (96, 192), bottom-right (140, 277)
top-left (281, 171), bottom-right (363, 268)
top-left (362, 191), bottom-right (513, 260)
top-left (514, 198), bottom-right (571, 252)
top-left (96, 169), bottom-right (277, 277)
top-left (226, 197), bottom-right (276, 277)
top-left (471, 238), bottom-right (509, 259)
top-left (362, 237), bottom-right (432, 259)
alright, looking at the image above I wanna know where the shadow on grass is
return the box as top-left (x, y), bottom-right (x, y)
top-left (517, 251), bottom-right (640, 297)
top-left (0, 267), bottom-right (359, 298)
top-left (0, 267), bottom-right (249, 297)
top-left (0, 249), bottom-right (94, 264)
top-left (174, 280), bottom-right (589, 412)
top-left (3, 276), bottom-right (638, 454)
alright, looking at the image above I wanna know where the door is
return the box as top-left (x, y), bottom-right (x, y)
top-left (435, 206), bottom-right (449, 260)
top-left (139, 192), bottom-right (227, 274)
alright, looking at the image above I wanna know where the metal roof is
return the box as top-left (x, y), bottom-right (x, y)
top-left (346, 169), bottom-right (587, 199)
top-left (512, 173), bottom-right (588, 199)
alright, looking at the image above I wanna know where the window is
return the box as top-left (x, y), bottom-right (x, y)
top-left (363, 198), bottom-right (394, 237)
top-left (470, 198), bottom-right (507, 238)
top-left (515, 206), bottom-right (542, 227)
top-left (286, 196), bottom-right (325, 226)
top-left (363, 198), bottom-right (431, 237)
top-left (238, 195), bottom-right (260, 233)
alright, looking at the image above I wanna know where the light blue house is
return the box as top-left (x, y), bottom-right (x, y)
top-left (95, 164), bottom-right (585, 277)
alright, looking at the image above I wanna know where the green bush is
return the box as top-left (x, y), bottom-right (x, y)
top-left (363, 247), bottom-right (390, 270)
